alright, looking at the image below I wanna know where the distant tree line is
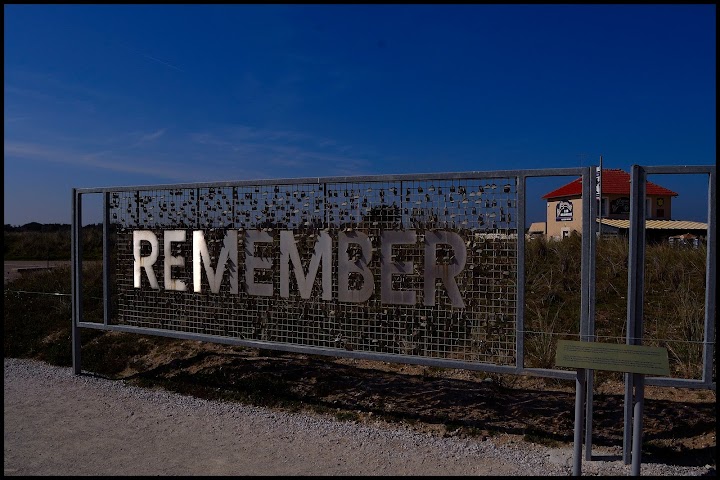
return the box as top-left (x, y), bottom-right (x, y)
top-left (4, 223), bottom-right (103, 260)
top-left (4, 222), bottom-right (72, 233)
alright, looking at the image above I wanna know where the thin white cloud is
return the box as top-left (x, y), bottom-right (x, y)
top-left (5, 84), bottom-right (96, 114)
top-left (142, 54), bottom-right (184, 72)
top-left (188, 126), bottom-right (371, 177)
top-left (127, 128), bottom-right (169, 148)
top-left (4, 122), bottom-right (373, 189)
top-left (140, 128), bottom-right (168, 142)
top-left (189, 133), bottom-right (233, 147)
top-left (5, 69), bottom-right (136, 105)
top-left (4, 141), bottom-right (196, 182)
top-left (3, 115), bottom-right (31, 124)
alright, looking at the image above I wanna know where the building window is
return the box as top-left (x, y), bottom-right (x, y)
top-left (646, 198), bottom-right (652, 218)
top-left (657, 208), bottom-right (665, 218)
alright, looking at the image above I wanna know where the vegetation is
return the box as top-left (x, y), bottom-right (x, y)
top-left (4, 223), bottom-right (103, 260)
top-left (523, 234), bottom-right (710, 382)
top-left (4, 230), bottom-right (711, 382)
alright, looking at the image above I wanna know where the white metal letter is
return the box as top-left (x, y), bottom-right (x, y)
top-left (280, 230), bottom-right (332, 300)
top-left (133, 230), bottom-right (159, 289)
top-left (193, 230), bottom-right (238, 294)
top-left (245, 230), bottom-right (273, 297)
top-left (164, 230), bottom-right (187, 292)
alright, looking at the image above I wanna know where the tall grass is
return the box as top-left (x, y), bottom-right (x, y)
top-left (523, 235), bottom-right (710, 380)
top-left (3, 262), bottom-right (170, 375)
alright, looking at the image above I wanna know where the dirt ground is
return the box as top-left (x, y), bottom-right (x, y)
top-left (102, 338), bottom-right (716, 469)
top-left (4, 338), bottom-right (715, 476)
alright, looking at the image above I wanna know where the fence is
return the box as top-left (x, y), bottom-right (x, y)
top-left (71, 168), bottom-right (602, 380)
top-left (68, 165), bottom-right (715, 475)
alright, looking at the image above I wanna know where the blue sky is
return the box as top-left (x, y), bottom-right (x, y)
top-left (4, 4), bottom-right (715, 226)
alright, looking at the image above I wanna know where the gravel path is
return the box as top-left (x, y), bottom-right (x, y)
top-left (4, 358), bottom-right (713, 476)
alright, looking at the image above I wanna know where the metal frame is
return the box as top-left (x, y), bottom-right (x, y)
top-left (71, 165), bottom-right (716, 476)
top-left (627, 165), bottom-right (716, 390)
top-left (71, 168), bottom-right (595, 381)
top-left (621, 165), bottom-right (716, 475)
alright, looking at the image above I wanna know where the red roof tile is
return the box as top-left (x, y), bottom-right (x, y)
top-left (542, 169), bottom-right (678, 199)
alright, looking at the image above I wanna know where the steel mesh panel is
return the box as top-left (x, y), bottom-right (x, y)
top-left (109, 176), bottom-right (518, 365)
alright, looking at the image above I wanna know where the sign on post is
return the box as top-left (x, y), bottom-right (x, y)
top-left (555, 340), bottom-right (670, 376)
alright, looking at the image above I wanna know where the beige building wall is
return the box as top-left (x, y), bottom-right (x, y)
top-left (603, 194), bottom-right (672, 220)
top-left (544, 194), bottom-right (674, 240)
top-left (545, 197), bottom-right (583, 240)
top-left (648, 195), bottom-right (672, 219)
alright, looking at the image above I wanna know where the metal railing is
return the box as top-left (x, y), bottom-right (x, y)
top-left (70, 164), bottom-right (715, 476)
top-left (71, 168), bottom-right (596, 380)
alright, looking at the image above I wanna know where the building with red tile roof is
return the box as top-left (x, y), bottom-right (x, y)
top-left (542, 169), bottom-right (677, 200)
top-left (538, 169), bottom-right (704, 241)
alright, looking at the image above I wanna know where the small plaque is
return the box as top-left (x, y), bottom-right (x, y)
top-left (555, 340), bottom-right (670, 376)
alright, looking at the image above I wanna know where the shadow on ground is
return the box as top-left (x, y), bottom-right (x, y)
top-left (105, 346), bottom-right (715, 469)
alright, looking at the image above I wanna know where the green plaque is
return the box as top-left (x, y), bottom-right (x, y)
top-left (555, 340), bottom-right (670, 376)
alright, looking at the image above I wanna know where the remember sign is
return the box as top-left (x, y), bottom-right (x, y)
top-left (133, 229), bottom-right (468, 307)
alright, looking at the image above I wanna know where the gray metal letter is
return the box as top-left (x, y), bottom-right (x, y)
top-left (164, 230), bottom-right (187, 292)
top-left (338, 231), bottom-right (374, 303)
top-left (280, 230), bottom-right (332, 300)
top-left (424, 231), bottom-right (467, 308)
top-left (381, 230), bottom-right (416, 305)
top-left (193, 230), bottom-right (238, 294)
top-left (245, 230), bottom-right (274, 297)
top-left (133, 230), bottom-right (159, 289)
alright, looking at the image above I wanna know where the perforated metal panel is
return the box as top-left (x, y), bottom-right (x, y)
top-left (107, 177), bottom-right (519, 365)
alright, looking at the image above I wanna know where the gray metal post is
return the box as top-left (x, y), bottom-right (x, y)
top-left (702, 169), bottom-right (716, 386)
top-left (572, 368), bottom-right (587, 476)
top-left (103, 192), bottom-right (111, 326)
top-left (623, 372), bottom-right (633, 464)
top-left (583, 166), bottom-right (597, 460)
top-left (625, 165), bottom-right (647, 473)
top-left (597, 156), bottom-right (603, 236)
top-left (516, 175), bottom-right (526, 371)
top-left (71, 189), bottom-right (82, 375)
top-left (572, 166), bottom-right (598, 472)
top-left (631, 373), bottom-right (645, 476)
